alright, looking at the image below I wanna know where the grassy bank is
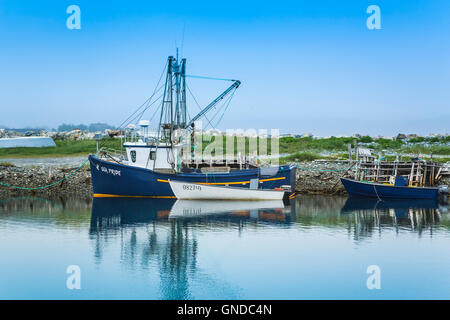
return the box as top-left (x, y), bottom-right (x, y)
top-left (1, 136), bottom-right (448, 161)
top-left (279, 136), bottom-right (450, 155)
top-left (279, 152), bottom-right (327, 163)
top-left (0, 138), bottom-right (121, 158)
top-left (331, 153), bottom-right (450, 164)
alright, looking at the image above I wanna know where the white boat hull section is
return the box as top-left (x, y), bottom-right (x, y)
top-left (169, 180), bottom-right (285, 200)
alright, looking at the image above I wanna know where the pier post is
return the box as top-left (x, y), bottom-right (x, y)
top-left (347, 143), bottom-right (352, 163)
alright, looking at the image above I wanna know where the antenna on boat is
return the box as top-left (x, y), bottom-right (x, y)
top-left (180, 23), bottom-right (186, 59)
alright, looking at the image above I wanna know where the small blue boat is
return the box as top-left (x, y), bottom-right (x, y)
top-left (340, 177), bottom-right (439, 200)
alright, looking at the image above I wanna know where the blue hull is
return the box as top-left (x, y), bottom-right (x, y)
top-left (89, 155), bottom-right (296, 198)
top-left (341, 197), bottom-right (438, 213)
top-left (341, 178), bottom-right (439, 200)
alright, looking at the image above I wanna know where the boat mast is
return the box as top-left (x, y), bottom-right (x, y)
top-left (154, 56), bottom-right (174, 169)
top-left (174, 50), bottom-right (182, 129)
top-left (173, 50), bottom-right (187, 129)
top-left (155, 54), bottom-right (187, 170)
top-left (181, 58), bottom-right (187, 128)
top-left (153, 54), bottom-right (239, 170)
top-left (158, 56), bottom-right (174, 143)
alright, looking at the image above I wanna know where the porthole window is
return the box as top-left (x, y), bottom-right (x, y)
top-left (130, 150), bottom-right (137, 162)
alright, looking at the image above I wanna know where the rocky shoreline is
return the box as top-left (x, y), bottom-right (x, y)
top-left (294, 161), bottom-right (355, 195)
top-left (0, 162), bottom-right (92, 199)
top-left (0, 128), bottom-right (119, 140)
top-left (0, 160), bottom-right (358, 199)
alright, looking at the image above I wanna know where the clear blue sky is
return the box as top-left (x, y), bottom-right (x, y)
top-left (0, 0), bottom-right (449, 135)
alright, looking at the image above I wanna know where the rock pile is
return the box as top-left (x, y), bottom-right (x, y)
top-left (0, 128), bottom-right (120, 141)
top-left (294, 161), bottom-right (355, 195)
top-left (0, 162), bottom-right (92, 199)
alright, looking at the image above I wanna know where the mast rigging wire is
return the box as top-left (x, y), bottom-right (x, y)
top-left (186, 83), bottom-right (215, 130)
top-left (186, 74), bottom-right (235, 82)
top-left (117, 63), bottom-right (167, 130)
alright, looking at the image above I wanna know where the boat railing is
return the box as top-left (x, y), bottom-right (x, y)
top-left (99, 147), bottom-right (127, 162)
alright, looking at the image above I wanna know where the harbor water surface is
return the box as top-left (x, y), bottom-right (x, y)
top-left (0, 195), bottom-right (449, 299)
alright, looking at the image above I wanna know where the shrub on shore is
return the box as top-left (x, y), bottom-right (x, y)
top-left (0, 161), bottom-right (16, 167)
top-left (280, 152), bottom-right (325, 163)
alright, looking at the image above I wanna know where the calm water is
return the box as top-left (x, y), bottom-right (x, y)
top-left (0, 195), bottom-right (449, 299)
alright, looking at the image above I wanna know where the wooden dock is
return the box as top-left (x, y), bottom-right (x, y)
top-left (346, 141), bottom-right (448, 187)
top-left (354, 160), bottom-right (445, 187)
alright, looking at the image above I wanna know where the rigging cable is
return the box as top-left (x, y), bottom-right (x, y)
top-left (96, 63), bottom-right (168, 153)
top-left (213, 88), bottom-right (236, 128)
top-left (131, 91), bottom-right (164, 126)
top-left (117, 63), bottom-right (167, 130)
top-left (125, 82), bottom-right (165, 127)
top-left (186, 83), bottom-right (214, 130)
top-left (206, 91), bottom-right (230, 125)
top-left (186, 75), bottom-right (235, 82)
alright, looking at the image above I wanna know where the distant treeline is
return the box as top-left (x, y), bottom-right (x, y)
top-left (57, 123), bottom-right (115, 132)
top-left (1, 128), bottom-right (47, 133)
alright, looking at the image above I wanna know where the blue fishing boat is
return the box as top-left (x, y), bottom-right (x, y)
top-left (89, 54), bottom-right (296, 198)
top-left (340, 177), bottom-right (440, 200)
top-left (89, 155), bottom-right (295, 198)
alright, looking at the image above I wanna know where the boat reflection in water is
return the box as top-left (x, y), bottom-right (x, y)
top-left (89, 197), bottom-right (294, 299)
top-left (90, 197), bottom-right (293, 227)
top-left (340, 196), bottom-right (448, 235)
top-left (169, 199), bottom-right (289, 222)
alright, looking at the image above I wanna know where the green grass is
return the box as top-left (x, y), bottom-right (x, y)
top-left (279, 152), bottom-right (327, 163)
top-left (0, 161), bottom-right (15, 167)
top-left (400, 145), bottom-right (450, 155)
top-left (279, 136), bottom-right (449, 156)
top-left (385, 156), bottom-right (450, 164)
top-left (280, 136), bottom-right (354, 154)
top-left (0, 138), bottom-right (121, 158)
top-left (279, 136), bottom-right (403, 154)
top-left (407, 136), bottom-right (450, 144)
top-left (1, 135), bottom-right (448, 161)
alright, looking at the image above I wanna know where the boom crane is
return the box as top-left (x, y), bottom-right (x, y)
top-left (184, 79), bottom-right (241, 129)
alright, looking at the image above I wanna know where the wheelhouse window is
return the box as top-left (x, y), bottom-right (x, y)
top-left (150, 151), bottom-right (156, 160)
top-left (130, 150), bottom-right (137, 162)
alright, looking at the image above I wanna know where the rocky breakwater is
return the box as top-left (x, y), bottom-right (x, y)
top-left (0, 160), bottom-right (356, 199)
top-left (0, 162), bottom-right (92, 199)
top-left (0, 128), bottom-right (120, 141)
top-left (293, 161), bottom-right (355, 195)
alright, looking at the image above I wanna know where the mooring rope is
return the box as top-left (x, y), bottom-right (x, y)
top-left (373, 184), bottom-right (383, 201)
top-left (0, 158), bottom-right (89, 190)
